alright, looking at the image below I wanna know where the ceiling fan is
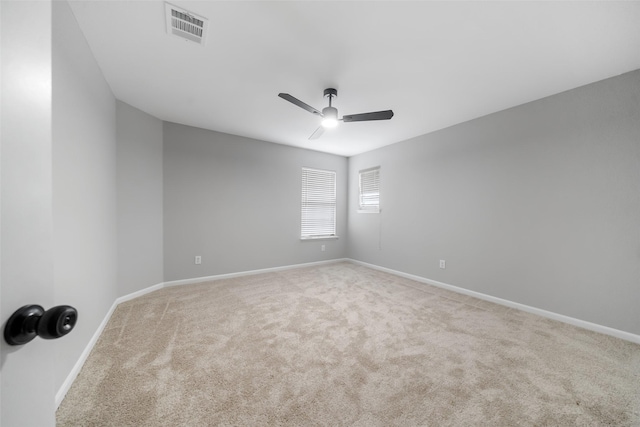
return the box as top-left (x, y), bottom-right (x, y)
top-left (278, 88), bottom-right (394, 140)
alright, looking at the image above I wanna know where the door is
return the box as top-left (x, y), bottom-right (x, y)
top-left (1, 1), bottom-right (56, 426)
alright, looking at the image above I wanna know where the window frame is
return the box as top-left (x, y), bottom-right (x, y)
top-left (300, 167), bottom-right (338, 240)
top-left (358, 166), bottom-right (381, 214)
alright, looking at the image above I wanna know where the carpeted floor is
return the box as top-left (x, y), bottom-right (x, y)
top-left (57, 262), bottom-right (640, 426)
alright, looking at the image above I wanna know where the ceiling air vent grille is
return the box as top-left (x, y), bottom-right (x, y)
top-left (165, 3), bottom-right (208, 45)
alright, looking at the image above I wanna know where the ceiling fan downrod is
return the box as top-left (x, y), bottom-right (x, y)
top-left (324, 88), bottom-right (337, 106)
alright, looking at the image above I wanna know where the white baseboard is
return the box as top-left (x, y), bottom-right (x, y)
top-left (347, 259), bottom-right (640, 345)
top-left (163, 258), bottom-right (350, 288)
top-left (56, 258), bottom-right (349, 407)
top-left (55, 282), bottom-right (166, 407)
top-left (115, 282), bottom-right (165, 304)
top-left (55, 299), bottom-right (118, 407)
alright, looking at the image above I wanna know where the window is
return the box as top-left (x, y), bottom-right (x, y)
top-left (358, 166), bottom-right (380, 213)
top-left (301, 167), bottom-right (337, 239)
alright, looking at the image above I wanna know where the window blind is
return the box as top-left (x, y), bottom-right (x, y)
top-left (301, 167), bottom-right (336, 238)
top-left (359, 166), bottom-right (380, 212)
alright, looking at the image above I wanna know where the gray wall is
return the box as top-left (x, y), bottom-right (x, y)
top-left (163, 123), bottom-right (348, 281)
top-left (348, 70), bottom-right (640, 335)
top-left (116, 101), bottom-right (164, 296)
top-left (1, 1), bottom-right (56, 425)
top-left (52, 0), bottom-right (118, 394)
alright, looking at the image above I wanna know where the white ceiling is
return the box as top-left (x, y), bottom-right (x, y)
top-left (69, 1), bottom-right (640, 157)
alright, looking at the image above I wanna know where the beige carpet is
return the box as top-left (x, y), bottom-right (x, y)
top-left (57, 262), bottom-right (640, 426)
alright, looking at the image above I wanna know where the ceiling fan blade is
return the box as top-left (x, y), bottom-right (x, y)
top-left (342, 110), bottom-right (394, 122)
top-left (278, 93), bottom-right (323, 116)
top-left (309, 126), bottom-right (325, 140)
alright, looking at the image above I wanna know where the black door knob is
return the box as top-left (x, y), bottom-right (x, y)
top-left (4, 304), bottom-right (78, 345)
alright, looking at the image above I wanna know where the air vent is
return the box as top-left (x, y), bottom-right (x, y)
top-left (165, 3), bottom-right (208, 45)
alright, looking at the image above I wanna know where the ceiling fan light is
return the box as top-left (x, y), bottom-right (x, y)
top-left (322, 117), bottom-right (338, 128)
top-left (321, 107), bottom-right (338, 128)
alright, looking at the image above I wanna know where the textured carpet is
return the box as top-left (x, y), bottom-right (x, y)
top-left (57, 262), bottom-right (640, 426)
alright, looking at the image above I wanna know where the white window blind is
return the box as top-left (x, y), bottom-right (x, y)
top-left (359, 166), bottom-right (380, 213)
top-left (301, 167), bottom-right (336, 238)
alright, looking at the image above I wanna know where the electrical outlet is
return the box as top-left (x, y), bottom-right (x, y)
top-left (195, 256), bottom-right (202, 265)
top-left (321, 245), bottom-right (326, 252)
top-left (439, 260), bottom-right (446, 269)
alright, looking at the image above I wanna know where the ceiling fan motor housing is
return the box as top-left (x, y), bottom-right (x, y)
top-left (322, 106), bottom-right (338, 119)
top-left (321, 106), bottom-right (339, 128)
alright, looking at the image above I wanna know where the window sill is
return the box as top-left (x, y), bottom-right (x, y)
top-left (357, 209), bottom-right (380, 214)
top-left (300, 236), bottom-right (340, 241)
